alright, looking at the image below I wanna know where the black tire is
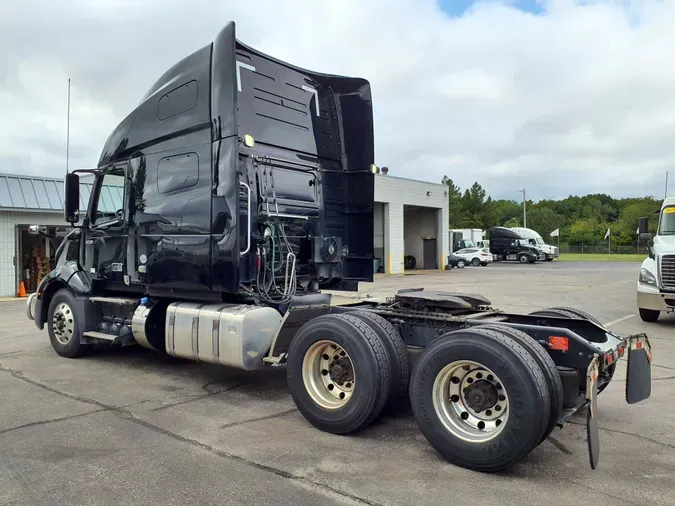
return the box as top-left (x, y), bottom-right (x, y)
top-left (475, 324), bottom-right (562, 443)
top-left (409, 327), bottom-right (550, 473)
top-left (457, 260), bottom-right (466, 268)
top-left (529, 308), bottom-right (577, 319)
top-left (518, 253), bottom-right (529, 264)
top-left (471, 257), bottom-right (480, 267)
top-left (546, 257), bottom-right (553, 261)
top-left (286, 313), bottom-right (391, 434)
top-left (548, 306), bottom-right (603, 327)
top-left (405, 255), bottom-right (416, 269)
top-left (531, 307), bottom-right (615, 393)
top-left (46, 289), bottom-right (90, 358)
top-left (639, 308), bottom-right (660, 322)
top-left (349, 311), bottom-right (409, 411)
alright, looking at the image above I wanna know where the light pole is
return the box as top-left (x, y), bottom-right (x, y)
top-left (518, 188), bottom-right (526, 228)
top-left (665, 171), bottom-right (669, 199)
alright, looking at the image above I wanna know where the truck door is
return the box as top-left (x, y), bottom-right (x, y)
top-left (83, 165), bottom-right (128, 285)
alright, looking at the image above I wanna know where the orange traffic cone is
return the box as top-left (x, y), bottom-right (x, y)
top-left (17, 282), bottom-right (26, 297)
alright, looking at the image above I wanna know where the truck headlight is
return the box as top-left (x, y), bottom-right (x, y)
top-left (639, 268), bottom-right (657, 287)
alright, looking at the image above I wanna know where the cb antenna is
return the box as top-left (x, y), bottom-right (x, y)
top-left (66, 78), bottom-right (71, 175)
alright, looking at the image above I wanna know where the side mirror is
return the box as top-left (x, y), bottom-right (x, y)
top-left (638, 216), bottom-right (649, 235)
top-left (64, 172), bottom-right (80, 223)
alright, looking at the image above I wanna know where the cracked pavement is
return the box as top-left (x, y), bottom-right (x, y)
top-left (1, 261), bottom-right (674, 505)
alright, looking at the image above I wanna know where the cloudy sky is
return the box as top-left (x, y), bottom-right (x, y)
top-left (1, 0), bottom-right (674, 201)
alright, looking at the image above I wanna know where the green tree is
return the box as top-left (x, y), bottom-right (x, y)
top-left (613, 199), bottom-right (660, 245)
top-left (461, 182), bottom-right (490, 227)
top-left (484, 199), bottom-right (521, 227)
top-left (441, 176), bottom-right (468, 227)
top-left (525, 207), bottom-right (565, 239)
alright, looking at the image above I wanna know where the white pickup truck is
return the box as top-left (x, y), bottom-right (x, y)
top-left (636, 197), bottom-right (675, 321)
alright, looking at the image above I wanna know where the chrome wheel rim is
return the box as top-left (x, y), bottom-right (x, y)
top-left (432, 360), bottom-right (509, 443)
top-left (302, 340), bottom-right (355, 409)
top-left (52, 302), bottom-right (75, 345)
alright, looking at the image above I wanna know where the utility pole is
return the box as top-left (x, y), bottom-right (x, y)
top-left (518, 188), bottom-right (526, 228)
top-left (666, 170), bottom-right (669, 199)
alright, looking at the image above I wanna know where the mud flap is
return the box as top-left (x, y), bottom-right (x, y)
top-left (626, 334), bottom-right (652, 404)
top-left (586, 354), bottom-right (600, 469)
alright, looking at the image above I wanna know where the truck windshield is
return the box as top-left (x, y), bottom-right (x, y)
top-left (659, 206), bottom-right (675, 235)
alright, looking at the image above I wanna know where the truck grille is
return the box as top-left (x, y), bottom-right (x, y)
top-left (660, 254), bottom-right (675, 289)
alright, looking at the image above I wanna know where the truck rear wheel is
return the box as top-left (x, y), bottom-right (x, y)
top-left (547, 306), bottom-right (603, 326)
top-left (474, 324), bottom-right (563, 443)
top-left (528, 307), bottom-right (577, 319)
top-left (47, 289), bottom-right (90, 358)
top-left (531, 306), bottom-right (616, 393)
top-left (409, 327), bottom-right (550, 472)
top-left (286, 314), bottom-right (392, 434)
top-left (349, 310), bottom-right (409, 411)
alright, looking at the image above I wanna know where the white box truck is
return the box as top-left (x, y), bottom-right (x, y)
top-left (449, 228), bottom-right (484, 252)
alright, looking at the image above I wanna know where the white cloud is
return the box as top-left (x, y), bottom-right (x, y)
top-left (1, 0), bottom-right (675, 200)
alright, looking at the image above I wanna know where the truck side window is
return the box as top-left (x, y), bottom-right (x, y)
top-left (157, 153), bottom-right (199, 194)
top-left (92, 173), bottom-right (125, 225)
top-left (65, 240), bottom-right (79, 261)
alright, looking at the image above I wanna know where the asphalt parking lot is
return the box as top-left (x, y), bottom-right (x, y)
top-left (1, 261), bottom-right (674, 505)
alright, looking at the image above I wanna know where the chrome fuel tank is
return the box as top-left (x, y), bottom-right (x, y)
top-left (165, 302), bottom-right (282, 370)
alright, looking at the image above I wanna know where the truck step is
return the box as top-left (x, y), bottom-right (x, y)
top-left (89, 296), bottom-right (139, 306)
top-left (82, 331), bottom-right (117, 341)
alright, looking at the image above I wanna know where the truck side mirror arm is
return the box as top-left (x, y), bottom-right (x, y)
top-left (640, 232), bottom-right (655, 259)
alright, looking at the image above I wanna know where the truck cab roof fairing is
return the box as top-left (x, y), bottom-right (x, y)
top-left (98, 21), bottom-right (373, 172)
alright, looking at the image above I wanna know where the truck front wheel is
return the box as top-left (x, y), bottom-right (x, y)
top-left (409, 327), bottom-right (550, 472)
top-left (47, 289), bottom-right (90, 358)
top-left (639, 308), bottom-right (660, 322)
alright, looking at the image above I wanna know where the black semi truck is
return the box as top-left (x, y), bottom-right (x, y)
top-left (489, 226), bottom-right (540, 263)
top-left (26, 22), bottom-right (652, 473)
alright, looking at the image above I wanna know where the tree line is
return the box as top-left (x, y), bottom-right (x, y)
top-left (442, 176), bottom-right (661, 247)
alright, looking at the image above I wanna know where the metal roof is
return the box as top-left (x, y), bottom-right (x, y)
top-left (0, 173), bottom-right (123, 214)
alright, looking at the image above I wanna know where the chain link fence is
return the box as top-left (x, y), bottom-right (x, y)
top-left (557, 243), bottom-right (650, 257)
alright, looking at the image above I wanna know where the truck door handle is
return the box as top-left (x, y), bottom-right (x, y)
top-left (239, 181), bottom-right (252, 256)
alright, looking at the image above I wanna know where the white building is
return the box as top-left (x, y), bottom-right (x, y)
top-left (0, 174), bottom-right (74, 297)
top-left (374, 172), bottom-right (450, 275)
top-left (0, 171), bottom-right (449, 297)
